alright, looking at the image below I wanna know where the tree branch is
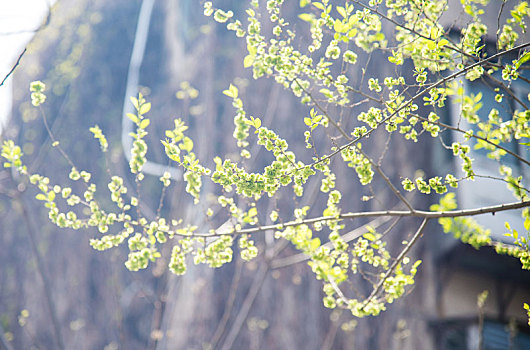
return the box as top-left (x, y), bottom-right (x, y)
top-left (0, 48), bottom-right (26, 87)
top-left (18, 196), bottom-right (64, 350)
top-left (188, 200), bottom-right (530, 238)
top-left (209, 257), bottom-right (244, 349)
top-left (300, 41), bottom-right (530, 171)
top-left (219, 263), bottom-right (269, 350)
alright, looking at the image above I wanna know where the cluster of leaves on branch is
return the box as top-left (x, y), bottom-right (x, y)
top-left (3, 0), bottom-right (530, 320)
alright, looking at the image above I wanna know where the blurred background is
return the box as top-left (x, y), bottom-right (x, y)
top-left (1, 1), bottom-right (530, 349)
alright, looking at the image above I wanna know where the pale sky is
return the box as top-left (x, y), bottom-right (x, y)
top-left (0, 0), bottom-right (53, 132)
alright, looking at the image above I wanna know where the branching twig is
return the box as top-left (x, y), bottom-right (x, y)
top-left (18, 197), bottom-right (64, 350)
top-left (362, 218), bottom-right (428, 310)
top-left (219, 263), bottom-right (269, 350)
top-left (414, 112), bottom-right (530, 167)
top-left (209, 257), bottom-right (244, 349)
top-left (299, 42), bottom-right (530, 171)
top-left (357, 147), bottom-right (415, 212)
top-left (271, 216), bottom-right (392, 269)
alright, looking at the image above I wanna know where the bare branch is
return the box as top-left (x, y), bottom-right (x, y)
top-left (0, 48), bottom-right (26, 87)
top-left (219, 263), bottom-right (269, 350)
top-left (18, 196), bottom-right (64, 350)
top-left (209, 258), bottom-right (244, 349)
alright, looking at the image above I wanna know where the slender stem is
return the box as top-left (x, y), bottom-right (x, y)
top-left (483, 72), bottom-right (528, 110)
top-left (357, 147), bottom-right (415, 211)
top-left (329, 277), bottom-right (349, 305)
top-left (362, 218), bottom-right (428, 310)
top-left (219, 263), bottom-right (269, 350)
top-left (0, 49), bottom-right (26, 87)
top-left (19, 197), bottom-right (64, 350)
top-left (209, 258), bottom-right (244, 349)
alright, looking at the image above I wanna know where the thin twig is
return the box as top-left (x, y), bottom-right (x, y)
top-left (296, 79), bottom-right (416, 212)
top-left (413, 112), bottom-right (530, 167)
top-left (39, 106), bottom-right (77, 170)
top-left (362, 218), bottom-right (428, 310)
top-left (329, 277), bottom-right (349, 305)
top-left (19, 197), bottom-right (64, 350)
top-left (357, 147), bottom-right (415, 212)
top-left (271, 216), bottom-right (392, 269)
top-left (219, 263), bottom-right (269, 350)
top-left (482, 71), bottom-right (528, 111)
top-left (0, 49), bottom-right (26, 87)
top-left (209, 257), bottom-right (244, 349)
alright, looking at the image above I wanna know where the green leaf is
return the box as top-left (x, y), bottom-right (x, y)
top-left (304, 117), bottom-right (312, 126)
top-left (243, 55), bottom-right (254, 68)
top-left (337, 6), bottom-right (347, 18)
top-left (298, 13), bottom-right (314, 22)
top-left (248, 207), bottom-right (257, 217)
top-left (515, 52), bottom-right (530, 69)
top-left (139, 119), bottom-right (150, 129)
top-left (139, 102), bottom-right (151, 115)
top-left (223, 84), bottom-right (238, 98)
top-left (313, 2), bottom-right (324, 11)
top-left (430, 26), bottom-right (440, 40)
top-left (310, 237), bottom-right (321, 250)
top-left (363, 233), bottom-right (376, 241)
top-left (36, 193), bottom-right (47, 201)
top-left (319, 88), bottom-right (333, 99)
top-left (426, 40), bottom-right (436, 51)
top-left (127, 113), bottom-right (139, 124)
top-left (333, 19), bottom-right (343, 33)
top-left (180, 137), bottom-right (194, 152)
